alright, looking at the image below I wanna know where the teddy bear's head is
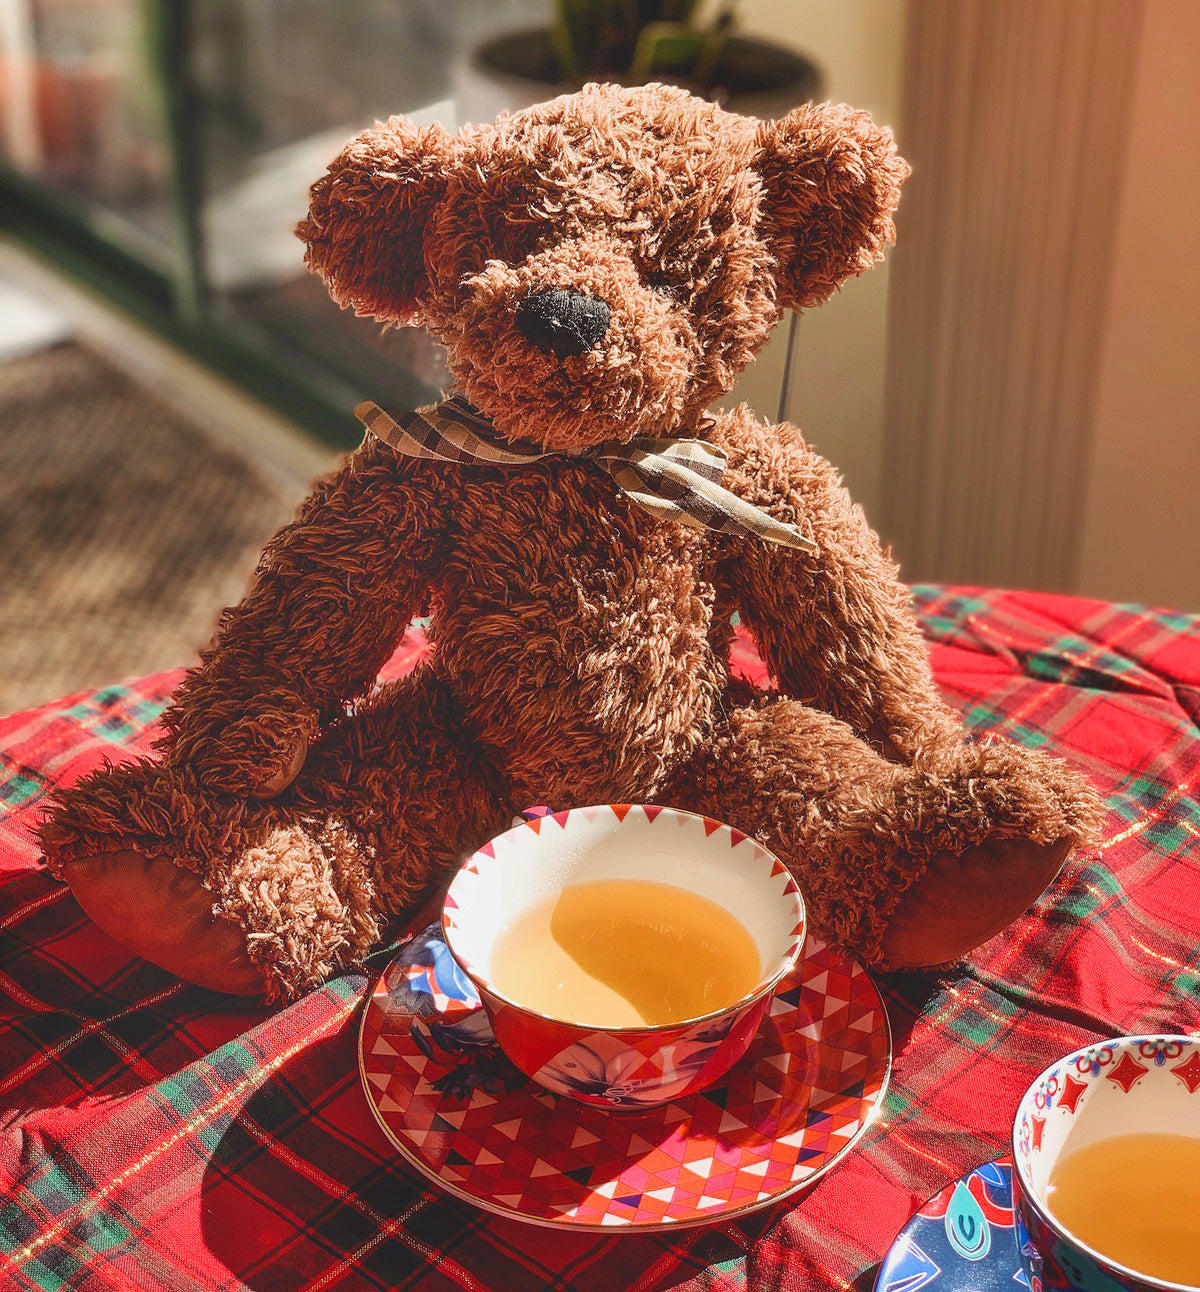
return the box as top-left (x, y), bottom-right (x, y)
top-left (299, 83), bottom-right (907, 451)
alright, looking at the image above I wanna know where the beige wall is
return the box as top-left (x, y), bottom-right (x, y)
top-left (1076, 0), bottom-right (1200, 610)
top-left (716, 2), bottom-right (1198, 610)
top-left (722, 0), bottom-right (906, 525)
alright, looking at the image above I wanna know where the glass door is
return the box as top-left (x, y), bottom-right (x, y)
top-left (2, 0), bottom-right (546, 445)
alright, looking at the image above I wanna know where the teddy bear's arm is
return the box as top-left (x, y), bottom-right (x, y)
top-left (157, 436), bottom-right (456, 796)
top-left (710, 406), bottom-right (960, 758)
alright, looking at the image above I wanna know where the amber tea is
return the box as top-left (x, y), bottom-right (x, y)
top-left (1045, 1132), bottom-right (1200, 1285)
top-left (489, 879), bottom-right (762, 1027)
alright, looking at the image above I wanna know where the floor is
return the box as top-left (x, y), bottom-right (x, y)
top-left (0, 272), bottom-right (319, 717)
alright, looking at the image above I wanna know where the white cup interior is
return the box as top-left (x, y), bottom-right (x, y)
top-left (444, 806), bottom-right (803, 1006)
top-left (1020, 1042), bottom-right (1200, 1206)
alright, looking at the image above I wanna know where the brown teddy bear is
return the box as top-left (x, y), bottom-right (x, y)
top-left (40, 84), bottom-right (1101, 1000)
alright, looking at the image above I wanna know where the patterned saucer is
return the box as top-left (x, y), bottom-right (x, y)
top-left (874, 1158), bottom-right (1026, 1291)
top-left (358, 923), bottom-right (891, 1231)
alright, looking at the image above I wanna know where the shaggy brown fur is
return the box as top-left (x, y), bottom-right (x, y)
top-left (39, 84), bottom-right (1101, 1000)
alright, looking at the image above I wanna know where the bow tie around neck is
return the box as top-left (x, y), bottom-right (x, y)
top-left (354, 395), bottom-right (817, 556)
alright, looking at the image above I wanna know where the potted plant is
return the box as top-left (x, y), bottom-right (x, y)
top-left (453, 1), bottom-right (822, 126)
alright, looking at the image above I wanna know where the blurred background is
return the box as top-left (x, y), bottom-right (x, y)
top-left (1, 0), bottom-right (1196, 715)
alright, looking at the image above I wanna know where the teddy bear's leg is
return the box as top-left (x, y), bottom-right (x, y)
top-left (214, 670), bottom-right (508, 996)
top-left (42, 756), bottom-right (277, 992)
top-left (291, 671), bottom-right (511, 922)
top-left (41, 671), bottom-right (506, 999)
top-left (664, 695), bottom-right (1097, 969)
top-left (42, 756), bottom-right (379, 998)
top-left (870, 728), bottom-right (1101, 966)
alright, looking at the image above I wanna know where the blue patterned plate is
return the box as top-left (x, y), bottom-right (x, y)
top-left (874, 1158), bottom-right (1027, 1291)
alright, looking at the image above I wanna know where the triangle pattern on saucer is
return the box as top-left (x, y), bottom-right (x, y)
top-left (358, 931), bottom-right (889, 1231)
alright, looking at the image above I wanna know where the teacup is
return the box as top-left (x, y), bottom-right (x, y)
top-left (1011, 1033), bottom-right (1200, 1292)
top-left (441, 804), bottom-right (805, 1109)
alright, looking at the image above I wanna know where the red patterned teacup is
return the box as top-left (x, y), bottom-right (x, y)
top-left (441, 804), bottom-right (805, 1109)
top-left (1012, 1034), bottom-right (1200, 1292)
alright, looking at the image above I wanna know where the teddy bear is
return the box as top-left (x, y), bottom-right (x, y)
top-left (39, 83), bottom-right (1102, 1000)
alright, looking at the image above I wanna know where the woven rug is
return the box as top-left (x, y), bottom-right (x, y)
top-left (0, 342), bottom-right (310, 716)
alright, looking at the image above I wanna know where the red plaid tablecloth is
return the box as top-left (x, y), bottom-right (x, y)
top-left (2, 587), bottom-right (1199, 1291)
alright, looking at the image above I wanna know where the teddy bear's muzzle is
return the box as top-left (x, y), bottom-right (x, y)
top-left (515, 288), bottom-right (611, 358)
top-left (445, 238), bottom-right (700, 449)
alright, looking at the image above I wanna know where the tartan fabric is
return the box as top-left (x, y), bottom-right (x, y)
top-left (2, 587), bottom-right (1199, 1291)
top-left (355, 397), bottom-right (818, 554)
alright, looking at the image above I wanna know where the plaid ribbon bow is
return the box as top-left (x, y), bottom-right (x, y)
top-left (354, 396), bottom-right (818, 555)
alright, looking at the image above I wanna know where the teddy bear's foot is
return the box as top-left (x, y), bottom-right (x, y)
top-left (61, 849), bottom-right (262, 994)
top-left (58, 826), bottom-right (379, 1000)
top-left (40, 755), bottom-right (271, 991)
top-left (878, 835), bottom-right (1073, 969)
top-left (53, 823), bottom-right (378, 1001)
top-left (875, 736), bottom-right (1102, 967)
top-left (663, 696), bottom-right (1101, 971)
top-left (39, 755), bottom-right (378, 1000)
top-left (40, 671), bottom-right (509, 1000)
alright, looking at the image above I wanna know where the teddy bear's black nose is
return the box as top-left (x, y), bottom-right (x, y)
top-left (515, 288), bottom-right (610, 358)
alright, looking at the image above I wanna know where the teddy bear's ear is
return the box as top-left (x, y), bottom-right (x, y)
top-left (297, 116), bottom-right (455, 325)
top-left (753, 102), bottom-right (910, 312)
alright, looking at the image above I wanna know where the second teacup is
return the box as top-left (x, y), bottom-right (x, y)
top-left (1012, 1033), bottom-right (1200, 1291)
top-left (441, 804), bottom-right (805, 1109)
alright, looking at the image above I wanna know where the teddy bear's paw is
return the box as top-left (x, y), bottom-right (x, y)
top-left (212, 822), bottom-right (380, 1002)
top-left (177, 705), bottom-right (318, 799)
top-left (59, 849), bottom-right (263, 994)
top-left (877, 834), bottom-right (1074, 970)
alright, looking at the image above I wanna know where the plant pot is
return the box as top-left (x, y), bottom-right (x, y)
top-left (452, 27), bottom-right (823, 127)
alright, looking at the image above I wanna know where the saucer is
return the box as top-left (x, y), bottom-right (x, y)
top-left (874, 1158), bottom-right (1026, 1291)
top-left (358, 923), bottom-right (891, 1231)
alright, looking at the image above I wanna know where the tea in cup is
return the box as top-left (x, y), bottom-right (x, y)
top-left (441, 804), bottom-right (805, 1109)
top-left (1011, 1033), bottom-right (1200, 1291)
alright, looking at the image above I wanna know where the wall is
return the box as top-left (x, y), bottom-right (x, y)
top-left (1075, 1), bottom-right (1200, 610)
top-left (877, 0), bottom-right (1197, 610)
top-left (726, 2), bottom-right (1197, 611)
top-left (723, 0), bottom-right (906, 525)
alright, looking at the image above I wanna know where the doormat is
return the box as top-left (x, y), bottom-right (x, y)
top-left (1, 342), bottom-right (309, 716)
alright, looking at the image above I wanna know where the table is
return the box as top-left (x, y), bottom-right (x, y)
top-left (2, 587), bottom-right (1198, 1291)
